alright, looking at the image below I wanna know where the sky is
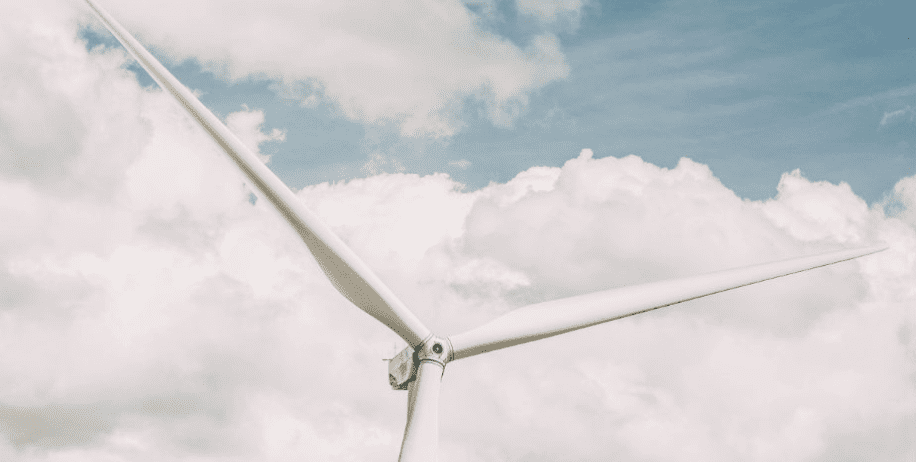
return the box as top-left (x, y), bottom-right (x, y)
top-left (0, 0), bottom-right (914, 461)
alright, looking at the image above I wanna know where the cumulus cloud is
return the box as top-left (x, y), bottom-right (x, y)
top-left (1, 2), bottom-right (915, 462)
top-left (886, 175), bottom-right (916, 228)
top-left (79, 0), bottom-right (570, 138)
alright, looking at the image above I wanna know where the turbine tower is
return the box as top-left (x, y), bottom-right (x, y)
top-left (82, 1), bottom-right (887, 460)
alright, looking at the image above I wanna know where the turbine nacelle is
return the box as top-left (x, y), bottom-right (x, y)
top-left (389, 335), bottom-right (451, 390)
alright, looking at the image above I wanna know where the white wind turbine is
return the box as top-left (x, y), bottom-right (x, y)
top-left (83, 1), bottom-right (887, 460)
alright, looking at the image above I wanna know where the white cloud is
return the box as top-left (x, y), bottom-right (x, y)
top-left (886, 175), bottom-right (916, 228)
top-left (447, 159), bottom-right (471, 170)
top-left (761, 169), bottom-right (871, 244)
top-left (84, 0), bottom-right (570, 138)
top-left (1, 3), bottom-right (915, 462)
top-left (225, 107), bottom-right (286, 163)
top-left (822, 84), bottom-right (916, 117)
top-left (360, 152), bottom-right (406, 176)
top-left (880, 106), bottom-right (914, 126)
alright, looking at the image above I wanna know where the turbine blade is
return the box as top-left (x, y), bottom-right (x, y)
top-left (398, 361), bottom-right (443, 462)
top-left (83, 0), bottom-right (431, 346)
top-left (448, 245), bottom-right (887, 360)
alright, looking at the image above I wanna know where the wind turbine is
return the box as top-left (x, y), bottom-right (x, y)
top-left (82, 1), bottom-right (887, 460)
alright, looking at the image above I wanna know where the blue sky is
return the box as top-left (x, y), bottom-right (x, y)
top-left (82, 0), bottom-right (915, 203)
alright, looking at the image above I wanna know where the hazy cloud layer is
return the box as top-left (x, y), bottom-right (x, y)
top-left (78, 0), bottom-right (570, 138)
top-left (1, 1), bottom-right (914, 461)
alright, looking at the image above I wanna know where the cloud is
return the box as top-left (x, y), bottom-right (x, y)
top-left (880, 106), bottom-right (914, 126)
top-left (225, 107), bottom-right (286, 163)
top-left (1, 2), bottom-right (915, 462)
top-left (360, 152), bottom-right (406, 176)
top-left (429, 152), bottom-right (914, 461)
top-left (822, 83), bottom-right (916, 117)
top-left (83, 0), bottom-right (570, 138)
top-left (887, 175), bottom-right (916, 227)
top-left (516, 0), bottom-right (587, 28)
top-left (447, 159), bottom-right (471, 170)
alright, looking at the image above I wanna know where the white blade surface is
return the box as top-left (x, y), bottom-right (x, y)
top-left (398, 361), bottom-right (443, 462)
top-left (449, 245), bottom-right (886, 360)
top-left (83, 0), bottom-right (431, 347)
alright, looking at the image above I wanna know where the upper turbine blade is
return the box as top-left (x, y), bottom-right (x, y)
top-left (83, 0), bottom-right (431, 347)
top-left (448, 245), bottom-right (887, 360)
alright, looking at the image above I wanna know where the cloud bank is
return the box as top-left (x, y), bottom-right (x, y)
top-left (1, 1), bottom-right (914, 461)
